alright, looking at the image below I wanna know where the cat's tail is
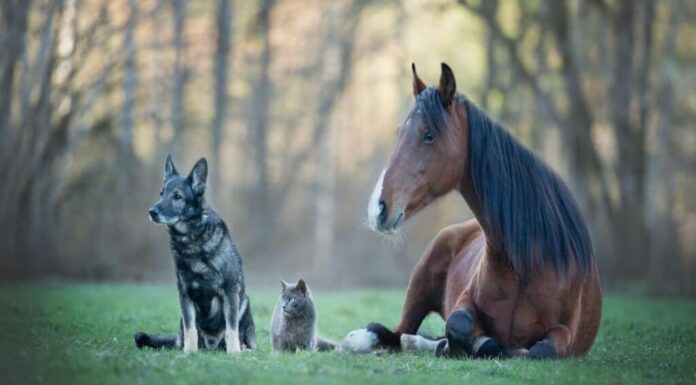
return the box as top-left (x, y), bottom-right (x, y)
top-left (134, 331), bottom-right (178, 349)
top-left (316, 337), bottom-right (337, 351)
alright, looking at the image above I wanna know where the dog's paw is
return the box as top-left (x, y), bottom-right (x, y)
top-left (183, 332), bottom-right (198, 353)
top-left (225, 331), bottom-right (241, 354)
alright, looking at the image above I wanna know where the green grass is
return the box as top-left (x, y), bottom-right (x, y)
top-left (0, 283), bottom-right (695, 385)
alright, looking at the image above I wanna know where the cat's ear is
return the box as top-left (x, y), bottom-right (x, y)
top-left (296, 279), bottom-right (307, 293)
top-left (280, 279), bottom-right (288, 291)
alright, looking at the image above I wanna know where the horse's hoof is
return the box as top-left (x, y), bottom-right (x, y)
top-left (473, 336), bottom-right (503, 358)
top-left (341, 328), bottom-right (378, 353)
top-left (445, 309), bottom-right (474, 355)
top-left (434, 339), bottom-right (448, 357)
top-left (528, 340), bottom-right (557, 359)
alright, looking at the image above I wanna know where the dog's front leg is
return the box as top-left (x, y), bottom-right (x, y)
top-left (178, 286), bottom-right (198, 353)
top-left (223, 290), bottom-right (241, 354)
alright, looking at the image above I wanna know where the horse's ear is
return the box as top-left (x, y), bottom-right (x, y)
top-left (438, 62), bottom-right (456, 107)
top-left (412, 63), bottom-right (426, 97)
top-left (164, 154), bottom-right (178, 181)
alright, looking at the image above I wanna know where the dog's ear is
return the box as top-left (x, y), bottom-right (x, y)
top-left (296, 279), bottom-right (307, 294)
top-left (188, 158), bottom-right (208, 195)
top-left (164, 154), bottom-right (178, 180)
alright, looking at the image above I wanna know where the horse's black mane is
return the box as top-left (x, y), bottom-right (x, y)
top-left (415, 87), bottom-right (593, 278)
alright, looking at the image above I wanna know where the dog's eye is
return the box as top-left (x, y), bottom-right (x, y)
top-left (173, 192), bottom-right (183, 200)
top-left (423, 130), bottom-right (434, 143)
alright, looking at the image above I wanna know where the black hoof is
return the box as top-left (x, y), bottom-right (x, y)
top-left (134, 332), bottom-right (150, 349)
top-left (444, 309), bottom-right (474, 356)
top-left (474, 337), bottom-right (503, 358)
top-left (434, 339), bottom-right (448, 358)
top-left (528, 340), bottom-right (557, 359)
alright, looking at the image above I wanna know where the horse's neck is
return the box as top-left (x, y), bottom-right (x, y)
top-left (457, 175), bottom-right (513, 271)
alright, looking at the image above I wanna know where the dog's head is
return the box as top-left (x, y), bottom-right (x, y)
top-left (149, 155), bottom-right (207, 226)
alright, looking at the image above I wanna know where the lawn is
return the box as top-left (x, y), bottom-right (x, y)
top-left (0, 283), bottom-right (694, 385)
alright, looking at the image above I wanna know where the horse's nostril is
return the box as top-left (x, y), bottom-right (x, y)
top-left (378, 200), bottom-right (387, 224)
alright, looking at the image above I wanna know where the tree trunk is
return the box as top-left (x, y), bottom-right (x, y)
top-left (647, 1), bottom-right (679, 289)
top-left (246, 0), bottom-right (275, 254)
top-left (610, 0), bottom-right (649, 277)
top-left (211, 0), bottom-right (233, 202)
top-left (170, 0), bottom-right (188, 158)
top-left (0, 0), bottom-right (31, 142)
top-left (311, 0), bottom-right (366, 284)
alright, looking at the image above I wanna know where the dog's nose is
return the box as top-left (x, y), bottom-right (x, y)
top-left (378, 200), bottom-right (387, 227)
top-left (148, 209), bottom-right (158, 220)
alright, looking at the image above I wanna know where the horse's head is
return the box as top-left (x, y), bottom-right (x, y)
top-left (368, 63), bottom-right (468, 234)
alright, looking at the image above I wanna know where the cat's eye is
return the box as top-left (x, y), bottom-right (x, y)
top-left (159, 189), bottom-right (164, 197)
top-left (173, 192), bottom-right (183, 200)
top-left (423, 130), bottom-right (434, 143)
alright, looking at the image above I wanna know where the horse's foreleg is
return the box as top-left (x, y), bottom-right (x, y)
top-left (441, 295), bottom-right (503, 358)
top-left (400, 333), bottom-right (445, 353)
top-left (528, 324), bottom-right (572, 359)
top-left (342, 283), bottom-right (434, 352)
top-left (342, 240), bottom-right (448, 353)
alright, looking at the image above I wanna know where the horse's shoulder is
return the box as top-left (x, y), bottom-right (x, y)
top-left (434, 219), bottom-right (483, 250)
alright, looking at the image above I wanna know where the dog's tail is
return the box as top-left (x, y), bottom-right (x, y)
top-left (134, 332), bottom-right (178, 349)
top-left (316, 337), bottom-right (337, 351)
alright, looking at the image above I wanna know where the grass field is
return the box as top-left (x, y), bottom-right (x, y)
top-left (0, 283), bottom-right (695, 385)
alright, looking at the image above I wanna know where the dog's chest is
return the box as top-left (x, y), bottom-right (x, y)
top-left (175, 255), bottom-right (225, 305)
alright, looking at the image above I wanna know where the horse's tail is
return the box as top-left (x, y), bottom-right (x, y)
top-left (134, 331), bottom-right (178, 349)
top-left (315, 337), bottom-right (337, 351)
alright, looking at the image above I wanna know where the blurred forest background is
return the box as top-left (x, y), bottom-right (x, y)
top-left (0, 0), bottom-right (694, 295)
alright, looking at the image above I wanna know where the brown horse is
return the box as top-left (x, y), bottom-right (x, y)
top-left (342, 63), bottom-right (601, 359)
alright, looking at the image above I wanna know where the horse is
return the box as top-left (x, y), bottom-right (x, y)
top-left (342, 63), bottom-right (601, 359)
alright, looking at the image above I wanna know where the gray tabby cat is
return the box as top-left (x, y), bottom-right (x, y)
top-left (270, 279), bottom-right (335, 352)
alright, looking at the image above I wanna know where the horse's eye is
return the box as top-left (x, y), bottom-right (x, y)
top-left (423, 130), bottom-right (434, 143)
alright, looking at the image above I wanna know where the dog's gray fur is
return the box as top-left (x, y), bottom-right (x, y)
top-left (134, 155), bottom-right (256, 353)
top-left (270, 279), bottom-right (335, 352)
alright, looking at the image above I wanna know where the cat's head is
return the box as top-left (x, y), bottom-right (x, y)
top-left (279, 279), bottom-right (313, 319)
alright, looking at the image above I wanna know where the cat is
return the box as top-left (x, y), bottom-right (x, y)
top-left (270, 279), bottom-right (335, 352)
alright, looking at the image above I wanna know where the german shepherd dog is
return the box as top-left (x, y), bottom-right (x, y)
top-left (134, 155), bottom-right (256, 353)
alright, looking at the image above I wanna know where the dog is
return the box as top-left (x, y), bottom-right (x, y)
top-left (134, 155), bottom-right (256, 353)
